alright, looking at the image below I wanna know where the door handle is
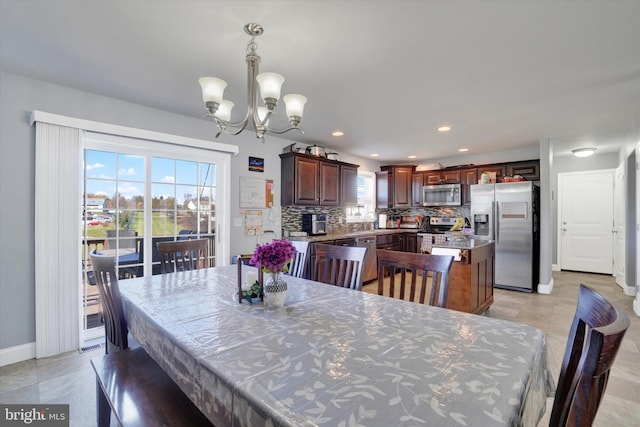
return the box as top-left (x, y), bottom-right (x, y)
top-left (612, 230), bottom-right (618, 233)
top-left (562, 228), bottom-right (567, 232)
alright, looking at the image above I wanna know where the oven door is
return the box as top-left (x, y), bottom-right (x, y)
top-left (423, 184), bottom-right (461, 206)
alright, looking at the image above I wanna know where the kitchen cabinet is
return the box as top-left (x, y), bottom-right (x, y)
top-left (376, 234), bottom-right (401, 251)
top-left (411, 173), bottom-right (424, 207)
top-left (424, 169), bottom-right (461, 185)
top-left (506, 160), bottom-right (540, 181)
top-left (376, 165), bottom-right (415, 208)
top-left (334, 238), bottom-right (355, 247)
top-left (341, 164), bottom-right (358, 206)
top-left (280, 152), bottom-right (358, 206)
top-left (460, 167), bottom-right (477, 205)
top-left (436, 241), bottom-right (495, 314)
top-left (401, 233), bottom-right (417, 253)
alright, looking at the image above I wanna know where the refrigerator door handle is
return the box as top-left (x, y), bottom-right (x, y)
top-left (495, 201), bottom-right (499, 242)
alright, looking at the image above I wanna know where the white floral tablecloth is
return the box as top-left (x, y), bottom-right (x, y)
top-left (120, 265), bottom-right (554, 427)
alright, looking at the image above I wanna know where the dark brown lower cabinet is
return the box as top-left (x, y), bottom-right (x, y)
top-left (444, 242), bottom-right (495, 314)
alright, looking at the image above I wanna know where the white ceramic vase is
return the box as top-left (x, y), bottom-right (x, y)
top-left (263, 272), bottom-right (288, 307)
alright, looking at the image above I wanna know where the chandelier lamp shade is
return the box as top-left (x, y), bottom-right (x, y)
top-left (198, 23), bottom-right (307, 141)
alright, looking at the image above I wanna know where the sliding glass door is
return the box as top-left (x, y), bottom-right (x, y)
top-left (81, 133), bottom-right (225, 342)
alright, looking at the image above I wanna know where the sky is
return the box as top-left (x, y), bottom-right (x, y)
top-left (84, 150), bottom-right (216, 204)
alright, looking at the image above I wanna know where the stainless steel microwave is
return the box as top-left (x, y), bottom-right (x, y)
top-left (423, 183), bottom-right (462, 206)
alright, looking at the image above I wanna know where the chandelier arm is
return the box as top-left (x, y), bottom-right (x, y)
top-left (211, 111), bottom-right (251, 131)
top-left (263, 125), bottom-right (304, 135)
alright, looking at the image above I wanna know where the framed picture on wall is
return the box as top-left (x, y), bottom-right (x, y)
top-left (249, 156), bottom-right (264, 172)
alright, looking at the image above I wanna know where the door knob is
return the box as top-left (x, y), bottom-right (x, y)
top-left (562, 228), bottom-right (567, 231)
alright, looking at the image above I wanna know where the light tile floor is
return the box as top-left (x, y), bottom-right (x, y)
top-left (1, 271), bottom-right (638, 426)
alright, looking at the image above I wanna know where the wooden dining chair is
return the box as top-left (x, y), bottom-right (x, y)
top-left (312, 243), bottom-right (367, 290)
top-left (549, 284), bottom-right (630, 427)
top-left (287, 240), bottom-right (310, 278)
top-left (157, 239), bottom-right (208, 273)
top-left (90, 252), bottom-right (129, 354)
top-left (376, 249), bottom-right (454, 308)
top-left (89, 252), bottom-right (212, 427)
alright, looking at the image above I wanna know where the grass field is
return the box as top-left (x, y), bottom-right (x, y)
top-left (83, 212), bottom-right (202, 238)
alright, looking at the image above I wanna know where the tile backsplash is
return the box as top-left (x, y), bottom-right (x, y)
top-left (281, 205), bottom-right (471, 234)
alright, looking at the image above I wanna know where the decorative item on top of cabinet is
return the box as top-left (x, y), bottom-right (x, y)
top-left (477, 165), bottom-right (505, 183)
top-left (376, 165), bottom-right (415, 208)
top-left (280, 152), bottom-right (359, 206)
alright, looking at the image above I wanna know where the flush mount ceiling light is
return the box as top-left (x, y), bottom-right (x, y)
top-left (198, 23), bottom-right (307, 142)
top-left (332, 130), bottom-right (344, 137)
top-left (571, 147), bottom-right (597, 158)
top-left (438, 125), bottom-right (452, 132)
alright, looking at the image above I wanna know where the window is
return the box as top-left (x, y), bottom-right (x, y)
top-left (346, 171), bottom-right (375, 221)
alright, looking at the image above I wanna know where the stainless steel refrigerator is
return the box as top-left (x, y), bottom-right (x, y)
top-left (471, 181), bottom-right (539, 292)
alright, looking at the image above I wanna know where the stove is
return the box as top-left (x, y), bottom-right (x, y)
top-left (421, 216), bottom-right (459, 234)
top-left (418, 217), bottom-right (459, 253)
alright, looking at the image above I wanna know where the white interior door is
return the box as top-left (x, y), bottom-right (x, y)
top-left (559, 170), bottom-right (614, 274)
top-left (613, 164), bottom-right (625, 287)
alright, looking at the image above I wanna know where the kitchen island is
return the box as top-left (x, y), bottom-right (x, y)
top-left (432, 239), bottom-right (495, 314)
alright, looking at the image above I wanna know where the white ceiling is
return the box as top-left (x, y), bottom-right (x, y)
top-left (2, 1), bottom-right (639, 162)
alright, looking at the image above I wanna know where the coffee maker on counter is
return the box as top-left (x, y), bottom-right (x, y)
top-left (302, 214), bottom-right (327, 235)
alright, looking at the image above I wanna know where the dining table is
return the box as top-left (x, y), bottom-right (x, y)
top-left (119, 265), bottom-right (555, 427)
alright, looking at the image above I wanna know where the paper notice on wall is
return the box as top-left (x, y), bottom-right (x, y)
top-left (240, 177), bottom-right (266, 208)
top-left (244, 210), bottom-right (263, 236)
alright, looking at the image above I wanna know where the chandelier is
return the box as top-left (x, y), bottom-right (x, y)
top-left (198, 23), bottom-right (307, 141)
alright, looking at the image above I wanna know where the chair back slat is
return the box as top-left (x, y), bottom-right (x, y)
top-left (549, 284), bottom-right (630, 427)
top-left (312, 243), bottom-right (367, 290)
top-left (376, 250), bottom-right (453, 308)
top-left (157, 239), bottom-right (208, 273)
top-left (287, 241), bottom-right (310, 278)
top-left (90, 252), bottom-right (128, 353)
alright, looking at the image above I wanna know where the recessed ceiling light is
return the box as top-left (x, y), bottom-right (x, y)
top-left (370, 153), bottom-right (380, 157)
top-left (332, 130), bottom-right (344, 137)
top-left (438, 125), bottom-right (452, 132)
top-left (408, 155), bottom-right (417, 159)
top-left (458, 148), bottom-right (469, 152)
top-left (571, 147), bottom-right (596, 157)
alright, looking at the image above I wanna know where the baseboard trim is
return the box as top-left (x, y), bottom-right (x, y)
top-left (624, 285), bottom-right (636, 297)
top-left (0, 342), bottom-right (36, 367)
top-left (537, 277), bottom-right (554, 295)
top-left (551, 264), bottom-right (560, 272)
top-left (634, 298), bottom-right (640, 317)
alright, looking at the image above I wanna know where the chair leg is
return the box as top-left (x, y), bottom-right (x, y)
top-left (96, 378), bottom-right (111, 427)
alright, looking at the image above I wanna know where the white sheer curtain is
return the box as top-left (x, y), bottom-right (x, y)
top-left (34, 122), bottom-right (82, 358)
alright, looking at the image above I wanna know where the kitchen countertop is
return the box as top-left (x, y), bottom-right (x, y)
top-left (287, 228), bottom-right (420, 242)
top-left (432, 238), bottom-right (494, 250)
